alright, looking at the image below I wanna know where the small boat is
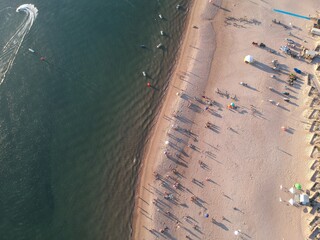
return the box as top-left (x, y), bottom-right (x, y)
top-left (142, 71), bottom-right (146, 77)
top-left (140, 45), bottom-right (147, 49)
top-left (176, 4), bottom-right (181, 10)
top-left (28, 48), bottom-right (35, 53)
top-left (160, 31), bottom-right (164, 36)
top-left (159, 14), bottom-right (163, 19)
top-left (157, 43), bottom-right (163, 49)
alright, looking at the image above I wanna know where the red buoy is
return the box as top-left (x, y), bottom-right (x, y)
top-left (147, 82), bottom-right (151, 87)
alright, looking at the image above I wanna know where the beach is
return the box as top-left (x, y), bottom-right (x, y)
top-left (132, 0), bottom-right (320, 239)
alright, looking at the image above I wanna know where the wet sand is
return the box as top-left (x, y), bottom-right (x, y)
top-left (132, 0), bottom-right (320, 239)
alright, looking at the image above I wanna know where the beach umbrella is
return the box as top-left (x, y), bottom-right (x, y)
top-left (165, 141), bottom-right (169, 145)
top-left (204, 213), bottom-right (209, 218)
top-left (289, 187), bottom-right (296, 194)
top-left (289, 198), bottom-right (295, 205)
top-left (295, 183), bottom-right (302, 190)
top-left (230, 102), bottom-right (235, 107)
top-left (244, 55), bottom-right (254, 64)
top-left (228, 105), bottom-right (232, 109)
top-left (234, 230), bottom-right (239, 235)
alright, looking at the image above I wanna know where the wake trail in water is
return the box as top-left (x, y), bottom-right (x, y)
top-left (0, 4), bottom-right (38, 85)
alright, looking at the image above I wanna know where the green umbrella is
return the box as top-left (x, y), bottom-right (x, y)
top-left (294, 183), bottom-right (302, 190)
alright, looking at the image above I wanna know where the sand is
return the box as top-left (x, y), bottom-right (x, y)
top-left (132, 0), bottom-right (320, 239)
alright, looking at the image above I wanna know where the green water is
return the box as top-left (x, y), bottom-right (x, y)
top-left (0, 0), bottom-right (189, 239)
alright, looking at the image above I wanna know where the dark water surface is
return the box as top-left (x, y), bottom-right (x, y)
top-left (0, 0), bottom-right (189, 239)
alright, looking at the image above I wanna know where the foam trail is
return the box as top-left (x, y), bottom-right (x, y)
top-left (0, 4), bottom-right (38, 85)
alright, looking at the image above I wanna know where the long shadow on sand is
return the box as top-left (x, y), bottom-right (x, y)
top-left (163, 231), bottom-right (178, 240)
top-left (212, 219), bottom-right (229, 231)
top-left (182, 226), bottom-right (201, 239)
top-left (251, 61), bottom-right (274, 73)
top-left (189, 103), bottom-right (203, 113)
top-left (242, 84), bottom-right (259, 92)
top-left (167, 155), bottom-right (188, 168)
top-left (277, 104), bottom-right (290, 112)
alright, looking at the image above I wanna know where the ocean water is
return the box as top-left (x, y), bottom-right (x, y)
top-left (0, 0), bottom-right (189, 239)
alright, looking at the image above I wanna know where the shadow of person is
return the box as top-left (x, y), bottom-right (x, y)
top-left (212, 219), bottom-right (229, 231)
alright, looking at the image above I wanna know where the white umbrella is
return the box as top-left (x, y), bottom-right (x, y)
top-left (244, 55), bottom-right (254, 63)
top-left (289, 187), bottom-right (295, 194)
top-left (165, 141), bottom-right (169, 145)
top-left (234, 230), bottom-right (239, 235)
top-left (289, 198), bottom-right (295, 205)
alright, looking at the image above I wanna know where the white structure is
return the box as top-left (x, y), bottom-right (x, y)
top-left (300, 194), bottom-right (309, 205)
top-left (244, 55), bottom-right (254, 64)
top-left (289, 187), bottom-right (296, 194)
top-left (311, 27), bottom-right (320, 36)
top-left (289, 198), bottom-right (295, 205)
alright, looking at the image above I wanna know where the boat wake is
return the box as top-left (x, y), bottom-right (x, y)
top-left (0, 4), bottom-right (38, 85)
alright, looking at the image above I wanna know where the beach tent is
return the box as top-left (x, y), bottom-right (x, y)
top-left (295, 183), bottom-right (302, 190)
top-left (244, 55), bottom-right (254, 64)
top-left (289, 187), bottom-right (296, 194)
top-left (305, 50), bottom-right (317, 59)
top-left (300, 194), bottom-right (309, 205)
top-left (289, 198), bottom-right (295, 205)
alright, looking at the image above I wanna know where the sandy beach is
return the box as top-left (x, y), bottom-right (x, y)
top-left (132, 0), bottom-right (320, 239)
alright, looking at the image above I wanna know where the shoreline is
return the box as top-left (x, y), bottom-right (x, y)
top-left (132, 0), bottom-right (320, 239)
top-left (131, 0), bottom-right (218, 238)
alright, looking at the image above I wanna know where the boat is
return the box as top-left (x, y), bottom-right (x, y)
top-left (142, 71), bottom-right (146, 77)
top-left (160, 31), bottom-right (164, 36)
top-left (28, 48), bottom-right (35, 53)
top-left (159, 14), bottom-right (163, 19)
top-left (157, 43), bottom-right (163, 49)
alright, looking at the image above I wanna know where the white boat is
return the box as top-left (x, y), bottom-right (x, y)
top-left (142, 71), bottom-right (146, 77)
top-left (157, 43), bottom-right (163, 49)
top-left (160, 31), bottom-right (164, 36)
top-left (28, 48), bottom-right (35, 53)
top-left (159, 14), bottom-right (163, 19)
